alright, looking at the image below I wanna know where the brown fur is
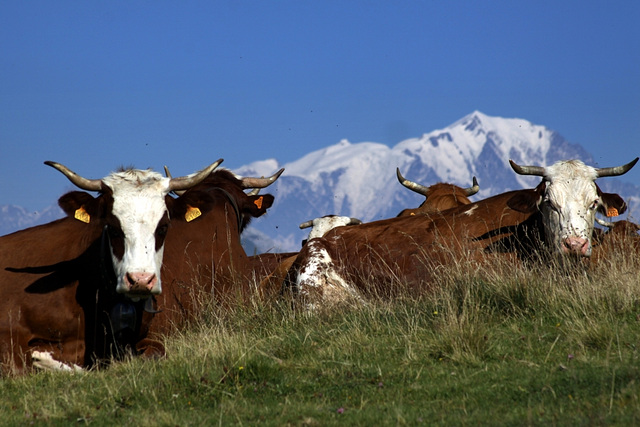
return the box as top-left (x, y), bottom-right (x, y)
top-left (397, 182), bottom-right (476, 217)
top-left (0, 169), bottom-right (276, 374)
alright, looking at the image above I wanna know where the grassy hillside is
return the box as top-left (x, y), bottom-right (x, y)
top-left (1, 245), bottom-right (639, 426)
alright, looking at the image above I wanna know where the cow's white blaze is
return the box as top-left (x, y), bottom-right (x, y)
top-left (542, 160), bottom-right (599, 256)
top-left (307, 216), bottom-right (357, 240)
top-left (103, 170), bottom-right (171, 296)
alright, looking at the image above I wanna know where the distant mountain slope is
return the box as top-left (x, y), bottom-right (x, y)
top-left (0, 204), bottom-right (63, 237)
top-left (3, 112), bottom-right (639, 253)
top-left (238, 111), bottom-right (638, 251)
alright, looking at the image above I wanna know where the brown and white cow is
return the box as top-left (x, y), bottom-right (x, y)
top-left (252, 215), bottom-right (364, 300)
top-left (256, 171), bottom-right (480, 298)
top-left (0, 159), bottom-right (229, 373)
top-left (396, 168), bottom-right (479, 216)
top-left (282, 158), bottom-right (637, 309)
top-left (591, 218), bottom-right (640, 266)
top-left (141, 166), bottom-right (283, 339)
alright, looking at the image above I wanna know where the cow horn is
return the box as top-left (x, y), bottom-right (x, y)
top-left (163, 166), bottom-right (185, 196)
top-left (241, 168), bottom-right (285, 189)
top-left (45, 161), bottom-right (103, 191)
top-left (299, 220), bottom-right (314, 229)
top-left (348, 218), bottom-right (363, 225)
top-left (595, 157), bottom-right (638, 178)
top-left (465, 177), bottom-right (480, 196)
top-left (595, 217), bottom-right (615, 228)
top-left (509, 160), bottom-right (546, 177)
top-left (247, 188), bottom-right (260, 196)
top-left (168, 159), bottom-right (223, 192)
top-left (396, 168), bottom-right (430, 196)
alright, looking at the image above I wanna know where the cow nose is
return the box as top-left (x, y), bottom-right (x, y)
top-left (562, 237), bottom-right (589, 256)
top-left (125, 272), bottom-right (157, 293)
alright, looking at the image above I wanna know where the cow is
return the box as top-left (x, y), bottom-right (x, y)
top-left (0, 160), bottom-right (222, 374)
top-left (282, 158), bottom-right (637, 309)
top-left (396, 168), bottom-right (479, 217)
top-left (142, 166), bottom-right (284, 339)
top-left (253, 215), bottom-right (364, 300)
top-left (256, 171), bottom-right (481, 298)
top-left (591, 218), bottom-right (640, 267)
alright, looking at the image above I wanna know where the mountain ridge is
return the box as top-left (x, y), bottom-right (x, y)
top-left (2, 111), bottom-right (638, 252)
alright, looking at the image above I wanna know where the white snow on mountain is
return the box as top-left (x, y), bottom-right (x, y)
top-left (2, 111), bottom-right (639, 253)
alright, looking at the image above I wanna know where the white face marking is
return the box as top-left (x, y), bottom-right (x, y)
top-left (542, 160), bottom-right (599, 256)
top-left (103, 170), bottom-right (171, 296)
top-left (308, 216), bottom-right (355, 239)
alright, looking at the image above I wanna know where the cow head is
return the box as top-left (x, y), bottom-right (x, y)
top-left (508, 157), bottom-right (638, 257)
top-left (163, 166), bottom-right (283, 233)
top-left (396, 168), bottom-right (479, 216)
top-left (299, 215), bottom-right (363, 246)
top-left (47, 159), bottom-right (222, 299)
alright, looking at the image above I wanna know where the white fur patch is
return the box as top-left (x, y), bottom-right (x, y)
top-left (296, 241), bottom-right (363, 310)
top-left (307, 216), bottom-right (356, 240)
top-left (542, 160), bottom-right (599, 256)
top-left (31, 351), bottom-right (84, 373)
top-left (103, 170), bottom-right (171, 295)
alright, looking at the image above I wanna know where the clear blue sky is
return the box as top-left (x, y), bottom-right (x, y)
top-left (1, 1), bottom-right (639, 211)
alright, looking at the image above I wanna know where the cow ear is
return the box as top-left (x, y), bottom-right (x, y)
top-left (599, 192), bottom-right (627, 217)
top-left (58, 191), bottom-right (101, 223)
top-left (167, 194), bottom-right (208, 223)
top-left (595, 183), bottom-right (628, 216)
top-left (246, 194), bottom-right (274, 217)
top-left (506, 188), bottom-right (542, 213)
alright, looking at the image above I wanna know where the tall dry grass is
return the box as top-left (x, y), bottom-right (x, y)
top-left (1, 236), bottom-right (639, 424)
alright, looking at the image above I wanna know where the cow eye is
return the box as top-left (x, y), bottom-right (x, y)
top-left (590, 200), bottom-right (599, 210)
top-left (155, 224), bottom-right (169, 239)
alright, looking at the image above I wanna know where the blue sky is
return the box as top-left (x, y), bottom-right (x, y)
top-left (1, 1), bottom-right (639, 210)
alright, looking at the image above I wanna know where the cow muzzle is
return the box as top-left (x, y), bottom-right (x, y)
top-left (122, 272), bottom-right (160, 296)
top-left (562, 237), bottom-right (591, 257)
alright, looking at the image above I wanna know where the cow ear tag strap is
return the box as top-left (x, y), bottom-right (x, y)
top-left (185, 205), bottom-right (202, 222)
top-left (74, 206), bottom-right (91, 223)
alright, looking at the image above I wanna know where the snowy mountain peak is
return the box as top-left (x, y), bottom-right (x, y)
top-left (240, 112), bottom-right (601, 251)
top-left (2, 112), bottom-right (629, 253)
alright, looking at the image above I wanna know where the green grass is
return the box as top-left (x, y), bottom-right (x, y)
top-left (1, 249), bottom-right (640, 426)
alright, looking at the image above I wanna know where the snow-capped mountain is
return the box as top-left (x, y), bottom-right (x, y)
top-left (0, 204), bottom-right (63, 237)
top-left (2, 111), bottom-right (639, 252)
top-left (239, 111), bottom-right (638, 251)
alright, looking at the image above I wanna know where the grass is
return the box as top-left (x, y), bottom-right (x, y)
top-left (1, 245), bottom-right (639, 426)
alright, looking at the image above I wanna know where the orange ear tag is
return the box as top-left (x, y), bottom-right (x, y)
top-left (254, 196), bottom-right (264, 209)
top-left (185, 205), bottom-right (202, 222)
top-left (74, 206), bottom-right (91, 223)
top-left (606, 207), bottom-right (619, 217)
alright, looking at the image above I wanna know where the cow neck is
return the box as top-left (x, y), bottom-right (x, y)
top-left (97, 225), bottom-right (156, 349)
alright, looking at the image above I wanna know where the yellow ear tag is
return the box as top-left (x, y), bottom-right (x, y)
top-left (185, 205), bottom-right (202, 222)
top-left (74, 206), bottom-right (91, 223)
top-left (254, 196), bottom-right (264, 209)
top-left (607, 207), bottom-right (619, 217)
